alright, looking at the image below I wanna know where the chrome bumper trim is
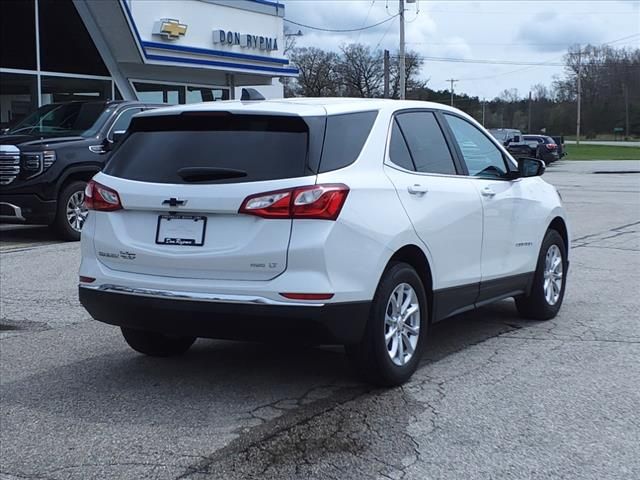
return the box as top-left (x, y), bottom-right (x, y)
top-left (79, 283), bottom-right (326, 308)
top-left (0, 202), bottom-right (26, 222)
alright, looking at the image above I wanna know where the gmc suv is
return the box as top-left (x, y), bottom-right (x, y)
top-left (79, 98), bottom-right (570, 386)
top-left (0, 100), bottom-right (161, 240)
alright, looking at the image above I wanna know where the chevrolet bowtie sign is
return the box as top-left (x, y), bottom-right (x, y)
top-left (213, 30), bottom-right (278, 52)
top-left (152, 19), bottom-right (187, 40)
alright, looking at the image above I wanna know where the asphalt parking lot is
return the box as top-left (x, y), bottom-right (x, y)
top-left (1, 160), bottom-right (639, 480)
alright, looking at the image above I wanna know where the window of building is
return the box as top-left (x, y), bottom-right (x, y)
top-left (0, 73), bottom-right (38, 128)
top-left (133, 82), bottom-right (182, 105)
top-left (41, 76), bottom-right (111, 105)
top-left (38, 0), bottom-right (109, 76)
top-left (186, 86), bottom-right (229, 103)
top-left (395, 112), bottom-right (456, 175)
top-left (1, 0), bottom-right (37, 70)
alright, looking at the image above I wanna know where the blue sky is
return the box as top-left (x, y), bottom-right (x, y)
top-left (282, 0), bottom-right (640, 99)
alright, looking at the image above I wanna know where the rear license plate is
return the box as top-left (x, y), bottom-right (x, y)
top-left (155, 215), bottom-right (207, 246)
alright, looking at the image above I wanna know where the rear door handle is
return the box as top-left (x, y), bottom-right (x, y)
top-left (481, 186), bottom-right (496, 197)
top-left (408, 184), bottom-right (429, 195)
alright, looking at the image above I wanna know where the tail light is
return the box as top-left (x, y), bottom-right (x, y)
top-left (239, 184), bottom-right (349, 220)
top-left (84, 180), bottom-right (123, 211)
top-left (546, 144), bottom-right (557, 150)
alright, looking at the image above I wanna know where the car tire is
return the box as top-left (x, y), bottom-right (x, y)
top-left (346, 261), bottom-right (428, 387)
top-left (53, 181), bottom-right (88, 241)
top-left (516, 229), bottom-right (568, 320)
top-left (121, 327), bottom-right (196, 357)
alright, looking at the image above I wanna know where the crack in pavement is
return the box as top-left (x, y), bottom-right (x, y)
top-left (572, 220), bottom-right (640, 249)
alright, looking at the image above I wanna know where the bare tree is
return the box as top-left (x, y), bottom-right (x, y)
top-left (338, 44), bottom-right (384, 97)
top-left (289, 47), bottom-right (339, 97)
top-left (389, 50), bottom-right (427, 99)
top-left (283, 25), bottom-right (299, 57)
top-left (531, 83), bottom-right (549, 101)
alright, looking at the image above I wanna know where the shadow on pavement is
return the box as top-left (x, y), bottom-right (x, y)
top-left (0, 225), bottom-right (62, 251)
top-left (0, 300), bottom-right (526, 427)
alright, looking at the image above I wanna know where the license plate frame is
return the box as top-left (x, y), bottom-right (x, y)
top-left (155, 214), bottom-right (207, 246)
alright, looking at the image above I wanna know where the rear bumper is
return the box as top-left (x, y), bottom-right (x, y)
top-left (79, 285), bottom-right (370, 345)
top-left (0, 194), bottom-right (56, 224)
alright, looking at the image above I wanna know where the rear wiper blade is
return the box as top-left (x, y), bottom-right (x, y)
top-left (177, 167), bottom-right (247, 182)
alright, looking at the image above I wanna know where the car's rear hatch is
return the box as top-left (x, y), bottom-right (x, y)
top-left (93, 107), bottom-right (325, 281)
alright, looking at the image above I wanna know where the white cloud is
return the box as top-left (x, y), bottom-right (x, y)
top-left (282, 0), bottom-right (640, 98)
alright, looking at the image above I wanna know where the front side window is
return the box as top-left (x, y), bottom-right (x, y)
top-left (395, 112), bottom-right (456, 175)
top-left (444, 114), bottom-right (509, 179)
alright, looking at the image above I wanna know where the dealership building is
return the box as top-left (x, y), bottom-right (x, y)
top-left (0, 0), bottom-right (296, 127)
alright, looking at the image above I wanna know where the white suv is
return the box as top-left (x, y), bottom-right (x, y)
top-left (79, 99), bottom-right (569, 386)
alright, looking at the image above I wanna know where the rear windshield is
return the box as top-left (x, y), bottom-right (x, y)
top-left (104, 110), bottom-right (378, 184)
top-left (104, 113), bottom-right (318, 184)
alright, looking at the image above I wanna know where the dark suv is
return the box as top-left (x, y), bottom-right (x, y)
top-left (523, 135), bottom-right (560, 164)
top-left (488, 128), bottom-right (531, 159)
top-left (0, 100), bottom-right (162, 240)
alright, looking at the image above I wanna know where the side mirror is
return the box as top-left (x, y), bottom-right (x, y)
top-left (111, 130), bottom-right (126, 144)
top-left (518, 157), bottom-right (545, 177)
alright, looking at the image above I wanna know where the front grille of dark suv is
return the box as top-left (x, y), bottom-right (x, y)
top-left (0, 149), bottom-right (20, 186)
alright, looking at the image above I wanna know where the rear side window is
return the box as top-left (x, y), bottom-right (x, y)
top-left (104, 114), bottom-right (316, 184)
top-left (395, 112), bottom-right (456, 175)
top-left (318, 111), bottom-right (378, 173)
top-left (389, 119), bottom-right (415, 171)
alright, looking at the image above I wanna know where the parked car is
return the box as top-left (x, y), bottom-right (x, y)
top-left (551, 136), bottom-right (567, 158)
top-left (0, 100), bottom-right (163, 240)
top-left (488, 128), bottom-right (531, 159)
top-left (523, 135), bottom-right (560, 164)
top-left (79, 99), bottom-right (570, 386)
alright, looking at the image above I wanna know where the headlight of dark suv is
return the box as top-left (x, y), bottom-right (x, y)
top-left (21, 150), bottom-right (56, 179)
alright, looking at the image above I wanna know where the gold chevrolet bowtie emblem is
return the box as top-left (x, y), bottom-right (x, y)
top-left (155, 19), bottom-right (187, 40)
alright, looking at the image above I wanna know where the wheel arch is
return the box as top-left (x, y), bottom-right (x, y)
top-left (385, 244), bottom-right (434, 322)
top-left (55, 165), bottom-right (101, 197)
top-left (548, 216), bottom-right (569, 257)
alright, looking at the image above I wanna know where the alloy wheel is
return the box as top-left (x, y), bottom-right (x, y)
top-left (385, 283), bottom-right (421, 366)
top-left (543, 244), bottom-right (563, 305)
top-left (66, 190), bottom-right (88, 232)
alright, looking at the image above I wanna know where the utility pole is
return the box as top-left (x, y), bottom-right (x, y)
top-left (399, 0), bottom-right (406, 100)
top-left (446, 79), bottom-right (458, 106)
top-left (527, 91), bottom-right (532, 133)
top-left (384, 50), bottom-right (390, 98)
top-left (623, 82), bottom-right (630, 139)
top-left (576, 47), bottom-right (582, 146)
top-left (482, 99), bottom-right (486, 127)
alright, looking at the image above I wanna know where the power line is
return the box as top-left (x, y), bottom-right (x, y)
top-left (284, 14), bottom-right (398, 33)
top-left (374, 14), bottom-right (398, 50)
top-left (456, 33), bottom-right (640, 81)
top-left (356, 0), bottom-right (377, 42)
top-left (396, 56), bottom-right (566, 66)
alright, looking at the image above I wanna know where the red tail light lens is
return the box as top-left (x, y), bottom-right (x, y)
top-left (546, 144), bottom-right (557, 150)
top-left (239, 184), bottom-right (349, 220)
top-left (84, 180), bottom-right (123, 211)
